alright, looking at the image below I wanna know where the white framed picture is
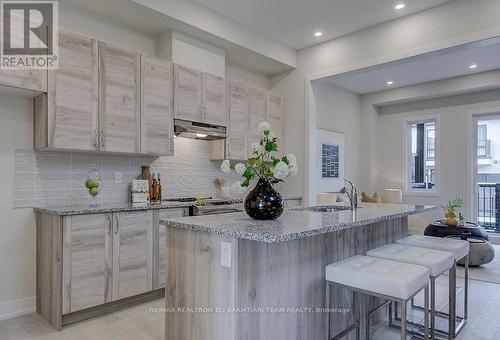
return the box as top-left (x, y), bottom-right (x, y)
top-left (316, 129), bottom-right (346, 192)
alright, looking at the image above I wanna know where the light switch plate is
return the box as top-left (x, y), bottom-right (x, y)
top-left (114, 172), bottom-right (123, 184)
top-left (221, 242), bottom-right (231, 268)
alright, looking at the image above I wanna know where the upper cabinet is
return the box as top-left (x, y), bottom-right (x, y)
top-left (247, 86), bottom-right (267, 146)
top-left (141, 56), bottom-right (174, 156)
top-left (211, 84), bottom-right (284, 161)
top-left (99, 42), bottom-right (141, 154)
top-left (173, 64), bottom-right (203, 123)
top-left (203, 73), bottom-right (227, 125)
top-left (266, 92), bottom-right (284, 147)
top-left (34, 32), bottom-right (174, 156)
top-left (226, 80), bottom-right (247, 160)
top-left (0, 69), bottom-right (47, 92)
top-left (36, 30), bottom-right (98, 151)
top-left (174, 64), bottom-right (227, 126)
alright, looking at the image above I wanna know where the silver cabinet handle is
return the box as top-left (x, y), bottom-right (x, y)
top-left (92, 129), bottom-right (98, 150)
top-left (107, 215), bottom-right (112, 234)
top-left (204, 106), bottom-right (207, 119)
top-left (198, 105), bottom-right (203, 119)
top-left (114, 215), bottom-right (119, 234)
top-left (100, 130), bottom-right (105, 149)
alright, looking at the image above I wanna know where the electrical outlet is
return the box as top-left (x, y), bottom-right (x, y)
top-left (114, 172), bottom-right (123, 184)
top-left (221, 242), bottom-right (231, 268)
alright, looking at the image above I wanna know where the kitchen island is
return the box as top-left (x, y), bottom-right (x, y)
top-left (160, 203), bottom-right (435, 340)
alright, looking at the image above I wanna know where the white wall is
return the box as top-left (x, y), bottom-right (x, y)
top-left (226, 61), bottom-right (269, 89)
top-left (158, 31), bottom-right (226, 77)
top-left (271, 0), bottom-right (500, 198)
top-left (368, 90), bottom-right (500, 234)
top-left (308, 83), bottom-right (360, 203)
top-left (0, 94), bottom-right (36, 318)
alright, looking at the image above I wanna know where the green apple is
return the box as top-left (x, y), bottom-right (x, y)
top-left (89, 187), bottom-right (99, 196)
top-left (85, 179), bottom-right (99, 189)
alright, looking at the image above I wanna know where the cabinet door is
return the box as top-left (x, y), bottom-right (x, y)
top-left (62, 214), bottom-right (113, 314)
top-left (153, 208), bottom-right (188, 289)
top-left (112, 211), bottom-right (153, 300)
top-left (267, 92), bottom-right (283, 146)
top-left (227, 80), bottom-right (247, 160)
top-left (48, 31), bottom-right (98, 151)
top-left (0, 69), bottom-right (47, 92)
top-left (99, 42), bottom-right (141, 153)
top-left (141, 55), bottom-right (174, 155)
top-left (173, 64), bottom-right (203, 123)
top-left (247, 86), bottom-right (267, 147)
top-left (203, 73), bottom-right (227, 126)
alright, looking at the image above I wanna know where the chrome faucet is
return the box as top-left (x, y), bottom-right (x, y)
top-left (340, 178), bottom-right (358, 210)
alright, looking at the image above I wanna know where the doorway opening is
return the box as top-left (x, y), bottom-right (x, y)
top-left (475, 115), bottom-right (500, 233)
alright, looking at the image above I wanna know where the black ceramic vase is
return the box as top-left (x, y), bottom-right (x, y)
top-left (244, 178), bottom-right (284, 220)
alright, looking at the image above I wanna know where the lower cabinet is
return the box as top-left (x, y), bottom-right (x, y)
top-left (36, 207), bottom-right (188, 330)
top-left (152, 208), bottom-right (188, 289)
top-left (62, 213), bottom-right (112, 314)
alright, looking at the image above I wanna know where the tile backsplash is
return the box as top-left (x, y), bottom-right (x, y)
top-left (13, 137), bottom-right (238, 208)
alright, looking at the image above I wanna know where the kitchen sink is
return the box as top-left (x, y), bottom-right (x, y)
top-left (295, 206), bottom-right (355, 213)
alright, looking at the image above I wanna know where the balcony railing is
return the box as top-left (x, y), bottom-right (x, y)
top-left (478, 183), bottom-right (500, 233)
top-left (477, 139), bottom-right (491, 158)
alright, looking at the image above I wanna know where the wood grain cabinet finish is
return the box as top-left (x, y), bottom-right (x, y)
top-left (99, 42), bottom-right (141, 153)
top-left (153, 208), bottom-right (188, 289)
top-left (174, 64), bottom-right (203, 123)
top-left (62, 214), bottom-right (112, 314)
top-left (203, 73), bottom-right (227, 125)
top-left (246, 86), bottom-right (267, 147)
top-left (112, 211), bottom-right (153, 300)
top-left (0, 69), bottom-right (47, 92)
top-left (266, 91), bottom-right (284, 145)
top-left (141, 56), bottom-right (174, 155)
top-left (34, 31), bottom-right (99, 151)
top-left (46, 31), bottom-right (98, 151)
top-left (226, 80), bottom-right (247, 160)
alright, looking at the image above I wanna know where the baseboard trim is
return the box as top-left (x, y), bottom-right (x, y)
top-left (0, 296), bottom-right (36, 320)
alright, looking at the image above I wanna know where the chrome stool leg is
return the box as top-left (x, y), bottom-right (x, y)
top-left (326, 283), bottom-right (360, 340)
top-left (431, 276), bottom-right (436, 339)
top-left (449, 263), bottom-right (456, 339)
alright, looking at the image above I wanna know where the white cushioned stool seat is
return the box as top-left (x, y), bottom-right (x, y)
top-left (325, 255), bottom-right (429, 300)
top-left (367, 243), bottom-right (454, 277)
top-left (396, 235), bottom-right (469, 261)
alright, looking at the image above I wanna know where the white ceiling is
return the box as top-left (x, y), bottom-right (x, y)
top-left (191, 0), bottom-right (455, 49)
top-left (318, 37), bottom-right (500, 94)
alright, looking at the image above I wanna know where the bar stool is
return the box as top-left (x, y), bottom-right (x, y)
top-left (325, 255), bottom-right (429, 340)
top-left (367, 243), bottom-right (455, 340)
top-left (396, 235), bottom-right (470, 337)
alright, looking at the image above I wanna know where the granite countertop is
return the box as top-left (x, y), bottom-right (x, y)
top-left (33, 195), bottom-right (303, 216)
top-left (160, 203), bottom-right (437, 243)
top-left (34, 201), bottom-right (195, 216)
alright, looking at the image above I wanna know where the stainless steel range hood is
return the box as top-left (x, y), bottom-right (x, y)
top-left (174, 119), bottom-right (227, 141)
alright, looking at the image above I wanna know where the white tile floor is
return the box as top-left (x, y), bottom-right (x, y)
top-left (1, 274), bottom-right (500, 339)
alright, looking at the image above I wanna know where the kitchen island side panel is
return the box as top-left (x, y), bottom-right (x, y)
top-left (165, 227), bottom-right (238, 340)
top-left (164, 217), bottom-right (407, 340)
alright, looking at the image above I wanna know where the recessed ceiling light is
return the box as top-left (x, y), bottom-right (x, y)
top-left (469, 64), bottom-right (478, 69)
top-left (314, 31), bottom-right (323, 37)
top-left (387, 80), bottom-right (394, 85)
top-left (196, 133), bottom-right (208, 138)
top-left (395, 3), bottom-right (406, 10)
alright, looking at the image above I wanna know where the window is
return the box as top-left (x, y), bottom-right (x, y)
top-left (407, 120), bottom-right (437, 192)
top-left (477, 124), bottom-right (490, 158)
top-left (321, 143), bottom-right (339, 178)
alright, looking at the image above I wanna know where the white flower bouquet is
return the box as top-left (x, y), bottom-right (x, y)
top-left (221, 121), bottom-right (298, 194)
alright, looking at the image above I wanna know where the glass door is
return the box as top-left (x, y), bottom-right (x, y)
top-left (474, 115), bottom-right (500, 233)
